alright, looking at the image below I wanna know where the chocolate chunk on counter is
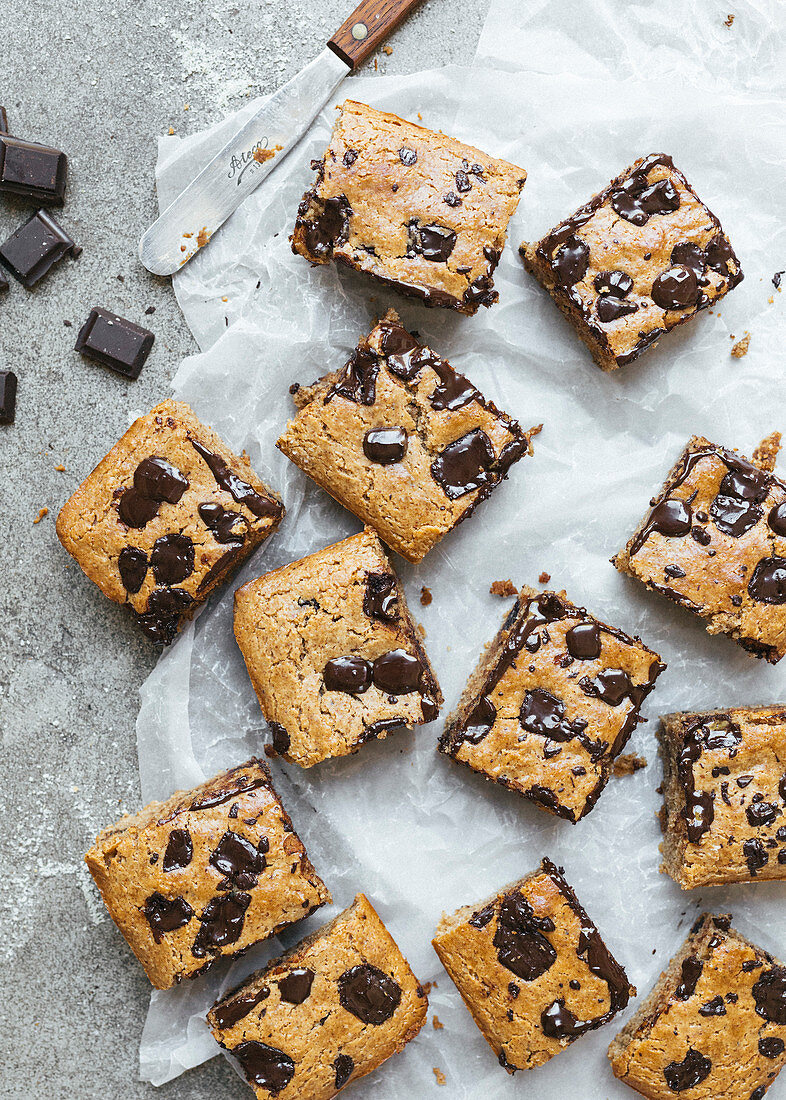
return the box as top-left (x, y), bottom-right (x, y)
top-left (521, 154), bottom-right (742, 371)
top-left (0, 133), bottom-right (68, 204)
top-left (208, 893), bottom-right (427, 1099)
top-left (0, 107), bottom-right (8, 134)
top-left (0, 209), bottom-right (79, 287)
top-left (56, 400), bottom-right (283, 645)
top-left (277, 309), bottom-right (538, 563)
top-left (433, 859), bottom-right (633, 1073)
top-left (0, 370), bottom-right (18, 424)
top-left (439, 586), bottom-right (664, 822)
top-left (614, 434), bottom-right (786, 663)
top-left (75, 307), bottom-right (154, 380)
top-left (609, 914), bottom-right (786, 1100)
top-left (234, 527), bottom-right (441, 768)
top-left (292, 99), bottom-right (526, 315)
top-left (84, 758), bottom-right (330, 988)
top-left (659, 705), bottom-right (786, 887)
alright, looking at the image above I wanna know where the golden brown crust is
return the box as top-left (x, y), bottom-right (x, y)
top-left (608, 914), bottom-right (786, 1099)
top-left (233, 528), bottom-right (442, 767)
top-left (292, 100), bottom-right (526, 315)
top-left (521, 154), bottom-right (742, 371)
top-left (277, 311), bottom-right (537, 563)
top-left (56, 400), bottom-right (283, 643)
top-left (614, 435), bottom-right (786, 663)
top-left (659, 705), bottom-right (786, 888)
top-left (439, 587), bottom-right (664, 821)
top-left (84, 759), bottom-right (330, 988)
top-left (208, 893), bottom-right (428, 1099)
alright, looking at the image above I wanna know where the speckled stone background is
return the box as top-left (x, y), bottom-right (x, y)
top-left (0, 1), bottom-right (486, 1095)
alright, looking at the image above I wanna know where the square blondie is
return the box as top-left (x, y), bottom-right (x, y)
top-left (57, 400), bottom-right (283, 644)
top-left (433, 859), bottom-right (633, 1073)
top-left (277, 312), bottom-right (537, 563)
top-left (609, 913), bottom-right (786, 1099)
top-left (85, 759), bottom-right (330, 988)
top-left (659, 705), bottom-right (786, 888)
top-left (292, 99), bottom-right (526, 315)
top-left (207, 893), bottom-right (427, 1100)
top-left (614, 435), bottom-right (786, 663)
top-left (234, 528), bottom-right (441, 768)
top-left (521, 154), bottom-right (743, 370)
top-left (439, 587), bottom-right (664, 822)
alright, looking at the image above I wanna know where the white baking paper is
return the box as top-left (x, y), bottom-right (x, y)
top-left (134, 1), bottom-right (786, 1094)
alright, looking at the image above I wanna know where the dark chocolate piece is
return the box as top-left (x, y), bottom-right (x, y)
top-left (212, 986), bottom-right (270, 1030)
top-left (0, 370), bottom-right (18, 425)
top-left (338, 963), bottom-right (402, 1024)
top-left (0, 209), bottom-right (79, 287)
top-left (363, 572), bottom-right (398, 622)
top-left (278, 967), bottom-right (315, 1005)
top-left (192, 892), bottom-right (252, 957)
top-left (162, 828), bottom-right (193, 873)
top-left (0, 107), bottom-right (8, 134)
top-left (231, 1040), bottom-right (295, 1092)
top-left (74, 307), bottom-right (154, 380)
top-left (663, 1048), bottom-right (712, 1091)
top-left (142, 892), bottom-right (194, 942)
top-left (363, 427), bottom-right (408, 465)
top-left (209, 831), bottom-right (267, 889)
top-left (191, 438), bottom-right (281, 519)
top-left (0, 133), bottom-right (68, 204)
top-left (333, 1053), bottom-right (354, 1088)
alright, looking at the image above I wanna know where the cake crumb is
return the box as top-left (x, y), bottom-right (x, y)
top-left (33, 507), bottom-right (49, 524)
top-left (538, 571), bottom-right (551, 584)
top-left (724, 13), bottom-right (734, 25)
top-left (54, 464), bottom-right (66, 472)
top-left (490, 579), bottom-right (517, 597)
top-left (433, 1068), bottom-right (446, 1086)
top-left (614, 754), bottom-right (647, 777)
top-left (420, 586), bottom-right (433, 606)
top-left (432, 1015), bottom-right (444, 1030)
top-left (752, 431), bottom-right (782, 472)
top-left (731, 332), bottom-right (750, 357)
top-left (421, 980), bottom-right (437, 995)
top-left (168, 127), bottom-right (175, 135)
top-left (382, 45), bottom-right (393, 55)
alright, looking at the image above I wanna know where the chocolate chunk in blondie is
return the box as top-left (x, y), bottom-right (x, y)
top-left (521, 154), bottom-right (742, 370)
top-left (439, 587), bottom-right (664, 821)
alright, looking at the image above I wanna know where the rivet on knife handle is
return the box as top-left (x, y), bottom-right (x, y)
top-left (328, 0), bottom-right (424, 69)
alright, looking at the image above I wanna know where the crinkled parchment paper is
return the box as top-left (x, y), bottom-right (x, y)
top-left (131, 1), bottom-right (786, 1093)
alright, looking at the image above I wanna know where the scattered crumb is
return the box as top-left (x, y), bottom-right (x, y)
top-left (221, 296), bottom-right (228, 302)
top-left (769, 296), bottom-right (775, 305)
top-left (724, 13), bottom-right (734, 25)
top-left (116, 274), bottom-right (124, 283)
top-left (773, 271), bottom-right (785, 289)
top-left (144, 306), bottom-right (156, 315)
top-left (33, 507), bottom-right (49, 524)
top-left (613, 754), bottom-right (647, 777)
top-left (184, 104), bottom-right (190, 111)
top-left (54, 464), bottom-right (66, 472)
top-left (374, 57), bottom-right (378, 71)
top-left (490, 579), bottom-right (517, 597)
top-left (63, 319), bottom-right (72, 327)
top-left (421, 980), bottom-right (437, 995)
top-left (731, 332), bottom-right (750, 357)
top-left (752, 431), bottom-right (782, 472)
top-left (432, 1015), bottom-right (444, 1030)
top-left (538, 571), bottom-right (551, 585)
top-left (420, 586), bottom-right (433, 606)
top-left (196, 227), bottom-right (210, 248)
top-left (417, 112), bottom-right (423, 120)
top-left (253, 143), bottom-right (281, 165)
top-left (382, 45), bottom-right (393, 55)
top-left (168, 126), bottom-right (175, 135)
top-left (433, 1068), bottom-right (446, 1086)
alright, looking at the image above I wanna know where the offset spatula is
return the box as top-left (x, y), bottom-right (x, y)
top-left (139, 0), bottom-right (424, 276)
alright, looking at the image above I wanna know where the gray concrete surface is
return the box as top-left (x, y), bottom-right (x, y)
top-left (0, 2), bottom-right (487, 1095)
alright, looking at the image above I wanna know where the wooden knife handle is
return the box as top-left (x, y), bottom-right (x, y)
top-left (328, 0), bottom-right (424, 69)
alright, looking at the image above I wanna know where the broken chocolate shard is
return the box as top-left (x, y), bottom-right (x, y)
top-left (0, 370), bottom-right (18, 425)
top-left (0, 208), bottom-right (79, 287)
top-left (75, 307), bottom-right (155, 380)
top-left (338, 963), bottom-right (401, 1024)
top-left (0, 133), bottom-right (68, 204)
